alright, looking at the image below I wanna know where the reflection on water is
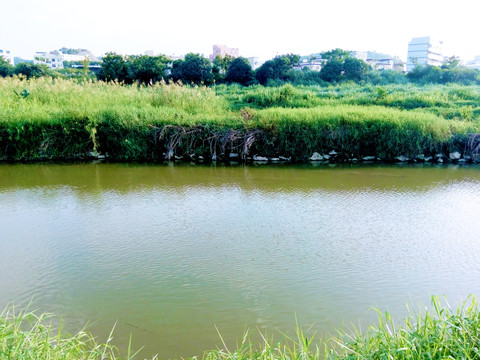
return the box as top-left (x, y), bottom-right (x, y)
top-left (1, 163), bottom-right (480, 359)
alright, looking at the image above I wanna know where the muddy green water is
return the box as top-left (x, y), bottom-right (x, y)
top-left (1, 163), bottom-right (480, 359)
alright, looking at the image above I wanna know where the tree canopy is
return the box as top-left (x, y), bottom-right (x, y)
top-left (319, 50), bottom-right (369, 83)
top-left (171, 53), bottom-right (213, 85)
top-left (126, 55), bottom-right (169, 84)
top-left (225, 57), bottom-right (254, 85)
top-left (255, 54), bottom-right (300, 85)
top-left (98, 53), bottom-right (128, 82)
top-left (13, 63), bottom-right (50, 79)
top-left (0, 57), bottom-right (13, 77)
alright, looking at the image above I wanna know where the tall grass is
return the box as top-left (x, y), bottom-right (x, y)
top-left (326, 296), bottom-right (480, 359)
top-left (2, 297), bottom-right (480, 360)
top-left (0, 77), bottom-right (479, 161)
top-left (0, 305), bottom-right (142, 360)
top-left (194, 296), bottom-right (480, 360)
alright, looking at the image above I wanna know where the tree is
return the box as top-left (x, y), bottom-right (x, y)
top-left (213, 54), bottom-right (234, 74)
top-left (0, 56), bottom-right (13, 77)
top-left (319, 59), bottom-right (344, 83)
top-left (126, 55), bottom-right (169, 84)
top-left (343, 57), bottom-right (369, 82)
top-left (225, 57), bottom-right (254, 85)
top-left (171, 53), bottom-right (213, 85)
top-left (255, 54), bottom-right (300, 85)
top-left (13, 63), bottom-right (50, 78)
top-left (82, 57), bottom-right (90, 78)
top-left (98, 52), bottom-right (128, 82)
top-left (255, 60), bottom-right (276, 85)
top-left (442, 56), bottom-right (460, 69)
top-left (320, 48), bottom-right (351, 62)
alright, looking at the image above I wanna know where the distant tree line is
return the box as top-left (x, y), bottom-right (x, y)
top-left (2, 49), bottom-right (480, 86)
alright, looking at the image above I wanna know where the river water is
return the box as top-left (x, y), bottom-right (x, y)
top-left (1, 163), bottom-right (480, 359)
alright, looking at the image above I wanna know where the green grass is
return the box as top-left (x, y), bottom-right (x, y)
top-left (0, 305), bottom-right (141, 360)
top-left (2, 297), bottom-right (480, 360)
top-left (1, 77), bottom-right (479, 161)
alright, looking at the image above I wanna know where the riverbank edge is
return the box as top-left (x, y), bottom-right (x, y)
top-left (1, 296), bottom-right (479, 359)
top-left (1, 121), bottom-right (479, 164)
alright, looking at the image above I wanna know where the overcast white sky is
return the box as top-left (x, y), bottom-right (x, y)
top-left (1, 0), bottom-right (479, 62)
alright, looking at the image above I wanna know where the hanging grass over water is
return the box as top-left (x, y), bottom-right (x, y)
top-left (326, 296), bottom-right (480, 359)
top-left (2, 297), bottom-right (480, 359)
top-left (0, 306), bottom-right (141, 360)
top-left (0, 77), bottom-right (479, 161)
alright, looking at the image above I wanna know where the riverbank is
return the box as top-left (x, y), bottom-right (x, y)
top-left (1, 77), bottom-right (479, 163)
top-left (2, 297), bottom-right (479, 359)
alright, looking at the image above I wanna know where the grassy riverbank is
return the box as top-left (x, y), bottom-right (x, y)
top-left (2, 297), bottom-right (480, 360)
top-left (1, 77), bottom-right (480, 162)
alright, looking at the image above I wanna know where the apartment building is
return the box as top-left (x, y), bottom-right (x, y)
top-left (0, 49), bottom-right (14, 65)
top-left (34, 51), bottom-right (64, 69)
top-left (209, 45), bottom-right (239, 61)
top-left (406, 36), bottom-right (444, 72)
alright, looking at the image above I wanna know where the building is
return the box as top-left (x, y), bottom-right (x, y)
top-left (61, 53), bottom-right (88, 62)
top-left (365, 51), bottom-right (405, 71)
top-left (247, 57), bottom-right (262, 70)
top-left (0, 49), bottom-right (14, 65)
top-left (466, 55), bottom-right (480, 70)
top-left (209, 45), bottom-right (239, 62)
top-left (293, 53), bottom-right (324, 71)
top-left (406, 36), bottom-right (443, 72)
top-left (58, 48), bottom-right (99, 62)
top-left (34, 51), bottom-right (64, 69)
top-left (351, 51), bottom-right (368, 61)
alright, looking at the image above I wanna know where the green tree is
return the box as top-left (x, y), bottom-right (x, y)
top-left (225, 57), bottom-right (254, 85)
top-left (13, 63), bottom-right (50, 78)
top-left (0, 56), bottom-right (13, 77)
top-left (319, 59), bottom-right (344, 83)
top-left (126, 55), bottom-right (169, 84)
top-left (171, 53), bottom-right (213, 85)
top-left (343, 57), bottom-right (369, 82)
top-left (442, 56), bottom-right (460, 69)
top-left (82, 57), bottom-right (90, 78)
top-left (255, 54), bottom-right (300, 85)
top-left (320, 48), bottom-right (351, 62)
top-left (98, 52), bottom-right (128, 82)
top-left (213, 54), bottom-right (234, 74)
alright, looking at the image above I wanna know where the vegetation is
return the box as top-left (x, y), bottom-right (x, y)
top-left (255, 54), bottom-right (301, 85)
top-left (225, 57), bottom-right (255, 86)
top-left (0, 77), bottom-right (479, 162)
top-left (0, 306), bottom-right (141, 360)
top-left (98, 53), bottom-right (170, 84)
top-left (2, 297), bottom-right (480, 360)
top-left (3, 47), bottom-right (480, 86)
top-left (171, 53), bottom-right (214, 85)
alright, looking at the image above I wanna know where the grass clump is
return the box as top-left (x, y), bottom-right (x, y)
top-left (0, 306), bottom-right (143, 360)
top-left (327, 296), bottom-right (480, 359)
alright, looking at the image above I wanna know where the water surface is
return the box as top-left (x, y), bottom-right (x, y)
top-left (1, 163), bottom-right (480, 359)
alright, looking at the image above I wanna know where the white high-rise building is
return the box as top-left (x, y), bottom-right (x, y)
top-left (0, 49), bottom-right (14, 65)
top-left (406, 36), bottom-right (443, 72)
top-left (34, 51), bottom-right (64, 69)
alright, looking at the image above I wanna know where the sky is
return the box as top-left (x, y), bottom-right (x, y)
top-left (1, 0), bottom-right (480, 62)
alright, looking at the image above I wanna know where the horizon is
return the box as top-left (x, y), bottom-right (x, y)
top-left (2, 0), bottom-right (479, 63)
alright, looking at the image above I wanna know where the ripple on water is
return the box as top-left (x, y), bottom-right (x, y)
top-left (1, 164), bottom-right (480, 359)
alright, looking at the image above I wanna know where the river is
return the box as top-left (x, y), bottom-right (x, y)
top-left (1, 162), bottom-right (480, 359)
